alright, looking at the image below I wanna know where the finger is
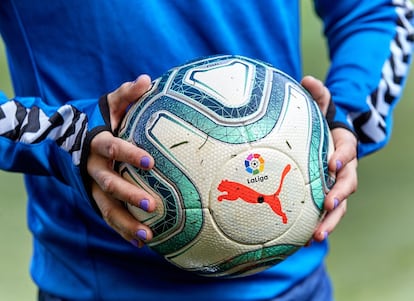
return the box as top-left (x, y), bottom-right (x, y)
top-left (324, 157), bottom-right (357, 211)
top-left (328, 128), bottom-right (358, 174)
top-left (323, 127), bottom-right (358, 211)
top-left (91, 181), bottom-right (153, 245)
top-left (107, 74), bottom-right (152, 128)
top-left (91, 131), bottom-right (154, 169)
top-left (301, 75), bottom-right (330, 115)
top-left (313, 199), bottom-right (347, 242)
top-left (87, 151), bottom-right (156, 211)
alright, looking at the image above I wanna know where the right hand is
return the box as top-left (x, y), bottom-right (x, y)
top-left (301, 76), bottom-right (358, 242)
top-left (87, 75), bottom-right (155, 247)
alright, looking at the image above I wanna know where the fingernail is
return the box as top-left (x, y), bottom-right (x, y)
top-left (322, 231), bottom-right (329, 240)
top-left (130, 239), bottom-right (139, 248)
top-left (333, 198), bottom-right (339, 209)
top-left (136, 229), bottom-right (147, 241)
top-left (336, 160), bottom-right (343, 171)
top-left (139, 199), bottom-right (150, 212)
top-left (140, 156), bottom-right (151, 169)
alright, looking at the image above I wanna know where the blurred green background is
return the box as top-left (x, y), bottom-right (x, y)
top-left (0, 1), bottom-right (413, 300)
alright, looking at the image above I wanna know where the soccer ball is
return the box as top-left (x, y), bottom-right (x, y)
top-left (117, 55), bottom-right (334, 277)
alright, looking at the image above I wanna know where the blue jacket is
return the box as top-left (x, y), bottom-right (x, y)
top-left (0, 0), bottom-right (413, 300)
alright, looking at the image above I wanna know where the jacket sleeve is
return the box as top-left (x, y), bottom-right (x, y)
top-left (314, 0), bottom-right (414, 158)
top-left (0, 92), bottom-right (110, 183)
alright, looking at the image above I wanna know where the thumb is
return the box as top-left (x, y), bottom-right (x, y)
top-left (301, 75), bottom-right (330, 115)
top-left (107, 74), bottom-right (152, 130)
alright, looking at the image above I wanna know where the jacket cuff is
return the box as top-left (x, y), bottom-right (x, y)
top-left (79, 94), bottom-right (112, 215)
top-left (326, 98), bottom-right (358, 140)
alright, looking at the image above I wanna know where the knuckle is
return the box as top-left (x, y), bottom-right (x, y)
top-left (106, 142), bottom-right (119, 160)
top-left (100, 205), bottom-right (115, 227)
top-left (124, 150), bottom-right (138, 166)
top-left (124, 190), bottom-right (138, 206)
top-left (350, 174), bottom-right (358, 194)
top-left (117, 82), bottom-right (132, 101)
top-left (113, 82), bottom-right (129, 97)
top-left (100, 174), bottom-right (116, 195)
top-left (120, 81), bottom-right (131, 91)
top-left (340, 200), bottom-right (348, 216)
top-left (341, 205), bottom-right (347, 217)
top-left (351, 183), bottom-right (358, 194)
top-left (341, 206), bottom-right (347, 218)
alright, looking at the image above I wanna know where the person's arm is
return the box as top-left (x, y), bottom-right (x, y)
top-left (0, 92), bottom-right (94, 183)
top-left (315, 0), bottom-right (414, 157)
top-left (0, 75), bottom-right (156, 245)
top-left (307, 0), bottom-right (414, 241)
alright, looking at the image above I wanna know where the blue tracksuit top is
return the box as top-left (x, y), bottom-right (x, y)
top-left (0, 0), bottom-right (413, 300)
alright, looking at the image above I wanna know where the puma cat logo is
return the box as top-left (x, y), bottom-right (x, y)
top-left (217, 164), bottom-right (291, 224)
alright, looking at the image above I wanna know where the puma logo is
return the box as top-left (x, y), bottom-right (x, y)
top-left (217, 164), bottom-right (291, 224)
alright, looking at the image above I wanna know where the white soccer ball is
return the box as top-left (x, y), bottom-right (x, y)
top-left (117, 55), bottom-right (334, 277)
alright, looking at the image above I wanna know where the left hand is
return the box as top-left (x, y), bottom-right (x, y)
top-left (87, 75), bottom-right (156, 247)
top-left (301, 76), bottom-right (358, 242)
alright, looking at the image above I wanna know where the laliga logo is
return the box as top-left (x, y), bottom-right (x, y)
top-left (245, 153), bottom-right (268, 184)
top-left (244, 153), bottom-right (264, 175)
top-left (217, 153), bottom-right (291, 224)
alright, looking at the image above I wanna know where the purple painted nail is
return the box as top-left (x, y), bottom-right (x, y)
top-left (323, 231), bottom-right (329, 240)
top-left (130, 239), bottom-right (139, 248)
top-left (137, 229), bottom-right (147, 241)
top-left (333, 198), bottom-right (339, 209)
top-left (139, 199), bottom-right (150, 212)
top-left (336, 160), bottom-right (343, 171)
top-left (140, 156), bottom-right (151, 169)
